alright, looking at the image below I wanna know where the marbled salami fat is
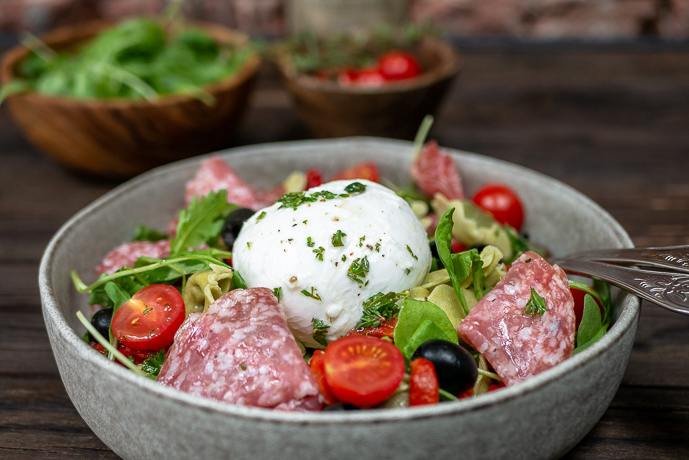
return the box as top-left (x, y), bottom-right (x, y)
top-left (458, 251), bottom-right (575, 386)
top-left (158, 288), bottom-right (323, 411)
top-left (95, 240), bottom-right (170, 275)
top-left (410, 141), bottom-right (465, 201)
top-left (185, 156), bottom-right (268, 210)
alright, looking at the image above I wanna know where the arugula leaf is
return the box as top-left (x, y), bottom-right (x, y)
top-left (394, 298), bottom-right (458, 361)
top-left (141, 350), bottom-right (166, 378)
top-left (132, 224), bottom-right (168, 242)
top-left (170, 190), bottom-right (238, 255)
top-left (232, 270), bottom-right (247, 289)
top-left (573, 294), bottom-right (606, 354)
top-left (104, 281), bottom-right (132, 312)
top-left (434, 209), bottom-right (484, 315)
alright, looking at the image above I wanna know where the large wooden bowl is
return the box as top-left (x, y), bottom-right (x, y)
top-left (0, 21), bottom-right (260, 178)
top-left (277, 38), bottom-right (461, 139)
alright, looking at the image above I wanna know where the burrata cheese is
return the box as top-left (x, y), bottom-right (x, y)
top-left (232, 179), bottom-right (432, 347)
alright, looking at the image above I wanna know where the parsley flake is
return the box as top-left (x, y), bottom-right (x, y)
top-left (345, 182), bottom-right (367, 194)
top-left (347, 256), bottom-right (370, 285)
top-left (355, 291), bottom-right (405, 330)
top-left (301, 287), bottom-right (322, 301)
top-left (525, 288), bottom-right (548, 315)
top-left (311, 318), bottom-right (330, 347)
top-left (307, 236), bottom-right (315, 247)
top-left (273, 287), bottom-right (282, 301)
top-left (313, 246), bottom-right (325, 261)
top-left (332, 230), bottom-right (346, 247)
top-left (406, 245), bottom-right (418, 260)
top-left (256, 211), bottom-right (267, 222)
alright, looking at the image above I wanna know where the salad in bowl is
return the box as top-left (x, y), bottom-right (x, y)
top-left (40, 136), bottom-right (638, 459)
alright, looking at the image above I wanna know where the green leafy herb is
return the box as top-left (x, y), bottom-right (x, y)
top-left (332, 230), bottom-right (346, 247)
top-left (276, 189), bottom-right (344, 210)
top-left (406, 245), bottom-right (418, 260)
top-left (375, 242), bottom-right (381, 252)
top-left (141, 350), bottom-right (166, 378)
top-left (307, 236), bottom-right (315, 247)
top-left (341, 254), bottom-right (347, 262)
top-left (273, 287), bottom-right (282, 301)
top-left (359, 236), bottom-right (366, 247)
top-left (344, 182), bottom-right (366, 194)
top-left (256, 211), bottom-right (267, 222)
top-left (393, 298), bottom-right (458, 360)
top-left (573, 294), bottom-right (606, 354)
top-left (232, 270), bottom-right (247, 289)
top-left (132, 224), bottom-right (168, 242)
top-left (434, 209), bottom-right (485, 315)
top-left (301, 287), bottom-right (322, 301)
top-left (347, 256), bottom-right (370, 285)
top-left (171, 190), bottom-right (238, 255)
top-left (355, 291), bottom-right (405, 330)
top-left (311, 318), bottom-right (330, 347)
top-left (313, 246), bottom-right (325, 261)
top-left (525, 288), bottom-right (547, 316)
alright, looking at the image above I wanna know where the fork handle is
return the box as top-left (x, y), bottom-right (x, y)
top-left (565, 245), bottom-right (689, 274)
top-left (553, 258), bottom-right (689, 315)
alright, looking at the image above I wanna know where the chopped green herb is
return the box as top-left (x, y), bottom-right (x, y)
top-left (375, 243), bottom-right (381, 252)
top-left (256, 211), bottom-right (267, 222)
top-left (142, 306), bottom-right (153, 315)
top-left (273, 287), bottom-right (282, 301)
top-left (141, 350), bottom-right (166, 378)
top-left (276, 189), bottom-right (347, 210)
top-left (359, 236), bottom-right (366, 247)
top-left (345, 182), bottom-right (367, 194)
top-left (311, 318), bottom-right (330, 347)
top-left (355, 291), bottom-right (405, 330)
top-left (247, 242), bottom-right (252, 249)
top-left (307, 236), bottom-right (315, 247)
top-left (406, 245), bottom-right (418, 260)
top-left (525, 288), bottom-right (547, 315)
top-left (405, 268), bottom-right (411, 275)
top-left (313, 246), bottom-right (325, 261)
top-left (341, 254), bottom-right (347, 262)
top-left (332, 230), bottom-right (346, 247)
top-left (301, 287), bottom-right (322, 301)
top-left (347, 256), bottom-right (370, 285)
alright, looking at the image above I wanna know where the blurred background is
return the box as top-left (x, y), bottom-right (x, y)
top-left (1, 0), bottom-right (688, 40)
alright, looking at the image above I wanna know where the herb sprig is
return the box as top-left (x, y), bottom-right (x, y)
top-left (355, 291), bottom-right (406, 330)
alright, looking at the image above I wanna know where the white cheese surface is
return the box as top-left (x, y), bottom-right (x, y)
top-left (232, 179), bottom-right (432, 347)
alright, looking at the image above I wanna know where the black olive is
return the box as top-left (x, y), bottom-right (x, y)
top-left (89, 308), bottom-right (113, 342)
top-left (322, 402), bottom-right (360, 411)
top-left (428, 241), bottom-right (444, 270)
top-left (411, 339), bottom-right (478, 395)
top-left (468, 244), bottom-right (487, 253)
top-left (221, 208), bottom-right (255, 249)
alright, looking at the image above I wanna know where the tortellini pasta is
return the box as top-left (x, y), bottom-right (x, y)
top-left (182, 263), bottom-right (234, 316)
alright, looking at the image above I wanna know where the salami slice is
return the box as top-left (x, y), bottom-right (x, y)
top-left (95, 240), bottom-right (170, 275)
top-left (185, 156), bottom-right (273, 210)
top-left (157, 288), bottom-right (323, 411)
top-left (410, 141), bottom-right (465, 201)
top-left (458, 251), bottom-right (575, 386)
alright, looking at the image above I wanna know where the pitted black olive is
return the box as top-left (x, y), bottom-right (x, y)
top-left (411, 339), bottom-right (478, 395)
top-left (221, 208), bottom-right (255, 249)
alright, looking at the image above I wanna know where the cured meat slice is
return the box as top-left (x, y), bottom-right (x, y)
top-left (410, 141), bottom-right (465, 201)
top-left (458, 251), bottom-right (575, 386)
top-left (185, 156), bottom-right (269, 210)
top-left (95, 240), bottom-right (170, 275)
top-left (157, 288), bottom-right (323, 411)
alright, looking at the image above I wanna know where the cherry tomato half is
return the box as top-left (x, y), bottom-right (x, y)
top-left (324, 335), bottom-right (405, 408)
top-left (377, 51), bottom-right (421, 81)
top-left (472, 184), bottom-right (525, 231)
top-left (112, 284), bottom-right (185, 352)
top-left (347, 318), bottom-right (397, 340)
top-left (329, 162), bottom-right (380, 183)
top-left (310, 350), bottom-right (338, 405)
top-left (305, 168), bottom-right (323, 189)
top-left (570, 287), bottom-right (603, 329)
top-left (409, 357), bottom-right (439, 406)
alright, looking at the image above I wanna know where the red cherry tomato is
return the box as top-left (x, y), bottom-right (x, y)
top-left (305, 168), bottom-right (323, 189)
top-left (112, 284), bottom-right (185, 352)
top-left (347, 318), bottom-right (398, 340)
top-left (472, 184), bottom-right (525, 231)
top-left (377, 51), bottom-right (421, 81)
top-left (310, 350), bottom-right (338, 405)
top-left (570, 287), bottom-right (603, 329)
top-left (89, 342), bottom-right (153, 366)
top-left (330, 162), bottom-right (380, 182)
top-left (451, 239), bottom-right (467, 254)
top-left (324, 335), bottom-right (405, 408)
top-left (409, 358), bottom-right (439, 406)
top-left (338, 67), bottom-right (386, 87)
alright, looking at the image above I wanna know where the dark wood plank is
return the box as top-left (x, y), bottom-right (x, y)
top-left (1, 45), bottom-right (688, 459)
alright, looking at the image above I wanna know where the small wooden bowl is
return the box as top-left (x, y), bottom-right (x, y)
top-left (277, 38), bottom-right (461, 139)
top-left (0, 21), bottom-right (260, 178)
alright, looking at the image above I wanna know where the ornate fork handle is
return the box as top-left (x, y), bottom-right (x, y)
top-left (565, 245), bottom-right (689, 274)
top-left (551, 258), bottom-right (689, 316)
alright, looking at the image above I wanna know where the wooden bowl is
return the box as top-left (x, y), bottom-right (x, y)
top-left (277, 38), bottom-right (461, 139)
top-left (0, 21), bottom-right (260, 178)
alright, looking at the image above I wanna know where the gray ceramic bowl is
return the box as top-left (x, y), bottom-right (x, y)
top-left (39, 138), bottom-right (639, 460)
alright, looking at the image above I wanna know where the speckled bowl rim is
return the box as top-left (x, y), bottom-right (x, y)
top-left (39, 137), bottom-right (639, 426)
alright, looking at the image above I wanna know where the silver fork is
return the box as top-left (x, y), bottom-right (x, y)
top-left (549, 246), bottom-right (689, 316)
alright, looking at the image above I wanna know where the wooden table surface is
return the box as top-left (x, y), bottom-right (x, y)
top-left (1, 43), bottom-right (688, 458)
